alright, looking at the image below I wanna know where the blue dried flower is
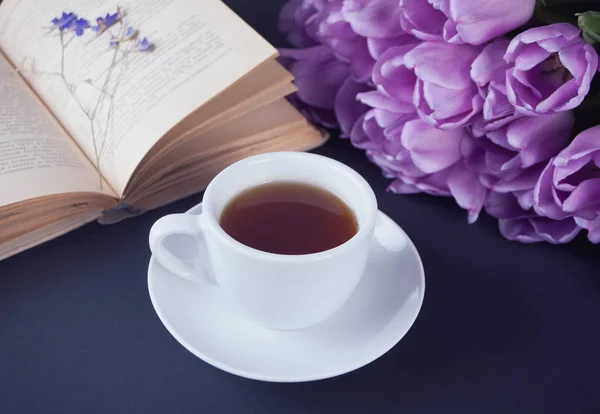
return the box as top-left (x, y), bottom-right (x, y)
top-left (136, 37), bottom-right (150, 51)
top-left (51, 12), bottom-right (77, 31)
top-left (92, 10), bottom-right (120, 32)
top-left (109, 37), bottom-right (119, 48)
top-left (124, 26), bottom-right (137, 39)
top-left (73, 18), bottom-right (90, 36)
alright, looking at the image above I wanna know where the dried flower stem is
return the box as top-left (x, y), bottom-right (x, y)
top-left (51, 24), bottom-right (129, 188)
top-left (16, 8), bottom-right (151, 190)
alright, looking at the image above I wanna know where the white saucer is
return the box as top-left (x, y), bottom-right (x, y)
top-left (148, 203), bottom-right (425, 382)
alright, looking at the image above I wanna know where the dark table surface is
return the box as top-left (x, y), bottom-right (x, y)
top-left (2, 1), bottom-right (600, 413)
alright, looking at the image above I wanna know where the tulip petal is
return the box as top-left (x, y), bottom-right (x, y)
top-left (357, 90), bottom-right (414, 113)
top-left (511, 43), bottom-right (552, 71)
top-left (515, 189), bottom-right (534, 210)
top-left (388, 168), bottom-right (453, 196)
top-left (575, 216), bottom-right (600, 243)
top-left (350, 113), bottom-right (376, 150)
top-left (449, 0), bottom-right (536, 46)
top-left (342, 0), bottom-right (404, 38)
top-left (536, 80), bottom-right (579, 113)
top-left (562, 178), bottom-right (600, 215)
top-left (533, 159), bottom-right (570, 219)
top-left (422, 82), bottom-right (474, 118)
top-left (405, 42), bottom-right (481, 89)
top-left (367, 35), bottom-right (418, 59)
top-left (399, 0), bottom-right (446, 41)
top-left (373, 45), bottom-right (418, 101)
top-left (447, 163), bottom-right (488, 223)
top-left (491, 165), bottom-right (543, 192)
top-left (470, 39), bottom-right (511, 86)
top-left (498, 219), bottom-right (539, 243)
top-left (528, 217), bottom-right (581, 244)
top-left (293, 61), bottom-right (350, 108)
top-left (485, 127), bottom-right (512, 149)
top-left (555, 126), bottom-right (600, 165)
top-left (416, 81), bottom-right (482, 129)
top-left (335, 78), bottom-right (371, 137)
top-left (504, 24), bottom-right (595, 115)
top-left (508, 23), bottom-right (580, 51)
top-left (401, 119), bottom-right (463, 173)
top-left (505, 112), bottom-right (574, 168)
top-left (485, 192), bottom-right (531, 219)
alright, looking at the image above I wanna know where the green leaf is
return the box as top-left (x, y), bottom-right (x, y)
top-left (577, 11), bottom-right (600, 45)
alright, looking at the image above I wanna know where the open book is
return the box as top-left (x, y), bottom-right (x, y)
top-left (0, 0), bottom-right (327, 260)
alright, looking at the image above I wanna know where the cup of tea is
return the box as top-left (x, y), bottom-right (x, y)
top-left (149, 152), bottom-right (378, 330)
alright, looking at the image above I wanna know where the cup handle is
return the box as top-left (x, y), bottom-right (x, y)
top-left (149, 213), bottom-right (215, 285)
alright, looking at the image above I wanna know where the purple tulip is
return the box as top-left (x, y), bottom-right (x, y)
top-left (278, 45), bottom-right (351, 128)
top-left (334, 77), bottom-right (371, 137)
top-left (399, 0), bottom-right (535, 46)
top-left (472, 111), bottom-right (575, 187)
top-left (335, 43), bottom-right (419, 136)
top-left (363, 119), bottom-right (485, 221)
top-left (404, 41), bottom-right (484, 130)
top-left (279, 0), bottom-right (420, 82)
top-left (485, 192), bottom-right (581, 244)
top-left (441, 0), bottom-right (536, 45)
top-left (350, 91), bottom-right (464, 196)
top-left (399, 0), bottom-right (446, 41)
top-left (470, 39), bottom-right (521, 131)
top-left (575, 216), bottom-right (600, 243)
top-left (534, 125), bottom-right (600, 243)
top-left (355, 89), bottom-right (415, 130)
top-left (328, 36), bottom-right (378, 82)
top-left (504, 23), bottom-right (599, 115)
top-left (447, 159), bottom-right (488, 223)
top-left (287, 0), bottom-right (419, 82)
top-left (371, 44), bottom-right (419, 109)
top-left (279, 0), bottom-right (324, 47)
top-left (454, 111), bottom-right (574, 222)
top-left (383, 154), bottom-right (455, 196)
top-left (341, 0), bottom-right (405, 39)
top-left (278, 0), bottom-right (360, 50)
top-left (327, 1), bottom-right (417, 82)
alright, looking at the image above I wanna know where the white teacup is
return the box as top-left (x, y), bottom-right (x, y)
top-left (149, 152), bottom-right (378, 330)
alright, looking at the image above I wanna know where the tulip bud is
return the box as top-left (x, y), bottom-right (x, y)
top-left (577, 11), bottom-right (600, 45)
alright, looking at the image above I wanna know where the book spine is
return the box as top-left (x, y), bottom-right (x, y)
top-left (98, 204), bottom-right (143, 225)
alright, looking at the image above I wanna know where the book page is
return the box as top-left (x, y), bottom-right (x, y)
top-left (0, 0), bottom-right (277, 195)
top-left (0, 53), bottom-right (115, 207)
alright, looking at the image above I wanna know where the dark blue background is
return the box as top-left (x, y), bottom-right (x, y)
top-left (1, 1), bottom-right (600, 412)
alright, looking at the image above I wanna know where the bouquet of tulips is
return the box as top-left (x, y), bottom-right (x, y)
top-left (277, 0), bottom-right (600, 244)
